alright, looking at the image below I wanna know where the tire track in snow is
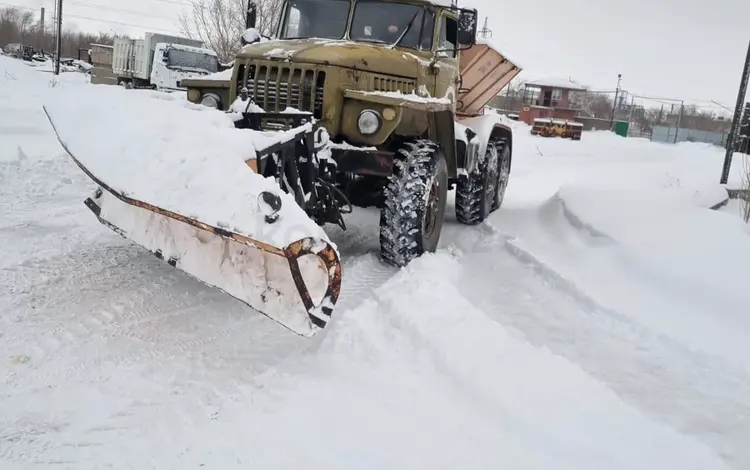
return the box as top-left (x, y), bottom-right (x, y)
top-left (4, 301), bottom-right (260, 393)
top-left (324, 207), bottom-right (399, 311)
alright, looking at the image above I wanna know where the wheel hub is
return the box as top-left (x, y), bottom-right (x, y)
top-left (498, 148), bottom-right (510, 192)
top-left (424, 177), bottom-right (441, 238)
top-left (485, 148), bottom-right (500, 209)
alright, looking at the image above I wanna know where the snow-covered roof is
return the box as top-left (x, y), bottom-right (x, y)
top-left (523, 76), bottom-right (588, 91)
top-left (167, 43), bottom-right (217, 55)
top-left (423, 0), bottom-right (454, 6)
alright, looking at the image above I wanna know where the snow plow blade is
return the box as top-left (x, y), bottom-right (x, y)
top-left (43, 105), bottom-right (341, 338)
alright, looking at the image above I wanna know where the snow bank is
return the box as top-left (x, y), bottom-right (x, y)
top-left (0, 54), bottom-right (48, 84)
top-left (505, 127), bottom-right (748, 207)
top-left (42, 85), bottom-right (331, 248)
top-left (0, 56), bottom-right (87, 166)
top-left (557, 186), bottom-right (750, 342)
top-left (231, 252), bottom-right (729, 470)
top-left (199, 67), bottom-right (233, 81)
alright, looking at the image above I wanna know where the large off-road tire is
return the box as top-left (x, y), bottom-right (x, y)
top-left (379, 139), bottom-right (448, 267)
top-left (455, 139), bottom-right (510, 224)
top-left (492, 140), bottom-right (511, 212)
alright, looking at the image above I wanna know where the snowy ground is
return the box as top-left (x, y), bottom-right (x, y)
top-left (2, 54), bottom-right (750, 469)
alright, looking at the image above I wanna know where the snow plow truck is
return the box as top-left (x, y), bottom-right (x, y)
top-left (49, 0), bottom-right (521, 337)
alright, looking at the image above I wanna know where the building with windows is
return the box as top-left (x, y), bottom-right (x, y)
top-left (517, 77), bottom-right (587, 125)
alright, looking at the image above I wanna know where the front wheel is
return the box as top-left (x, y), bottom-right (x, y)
top-left (379, 139), bottom-right (448, 267)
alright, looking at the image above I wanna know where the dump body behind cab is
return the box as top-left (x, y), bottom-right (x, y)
top-left (113, 33), bottom-right (204, 81)
top-left (457, 39), bottom-right (522, 117)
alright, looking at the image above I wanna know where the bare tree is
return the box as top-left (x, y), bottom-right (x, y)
top-left (178, 0), bottom-right (283, 63)
top-left (569, 91), bottom-right (613, 119)
top-left (1, 7), bottom-right (114, 57)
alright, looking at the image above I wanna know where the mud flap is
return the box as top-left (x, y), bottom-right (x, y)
top-left (47, 115), bottom-right (341, 337)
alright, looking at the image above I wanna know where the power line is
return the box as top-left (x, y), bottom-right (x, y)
top-left (65, 1), bottom-right (178, 21)
top-left (151, 0), bottom-right (193, 6)
top-left (0, 2), bottom-right (180, 34)
top-left (54, 13), bottom-right (182, 34)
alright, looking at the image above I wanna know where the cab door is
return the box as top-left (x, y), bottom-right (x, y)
top-left (431, 11), bottom-right (460, 109)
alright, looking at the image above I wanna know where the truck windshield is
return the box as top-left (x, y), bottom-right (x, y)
top-left (350, 1), bottom-right (433, 49)
top-left (165, 48), bottom-right (219, 74)
top-left (279, 0), bottom-right (350, 40)
top-left (278, 0), bottom-right (434, 50)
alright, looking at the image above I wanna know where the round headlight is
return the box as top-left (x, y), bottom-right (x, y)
top-left (187, 88), bottom-right (201, 102)
top-left (200, 94), bottom-right (220, 109)
top-left (357, 110), bottom-right (381, 135)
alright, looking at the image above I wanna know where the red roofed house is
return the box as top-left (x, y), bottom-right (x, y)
top-left (518, 77), bottom-right (587, 124)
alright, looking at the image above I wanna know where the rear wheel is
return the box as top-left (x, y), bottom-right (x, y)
top-left (456, 139), bottom-right (502, 225)
top-left (379, 139), bottom-right (448, 267)
top-left (492, 140), bottom-right (511, 211)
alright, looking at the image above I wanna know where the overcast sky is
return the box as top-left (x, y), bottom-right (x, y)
top-left (11, 0), bottom-right (750, 110)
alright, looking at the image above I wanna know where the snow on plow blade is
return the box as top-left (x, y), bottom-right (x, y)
top-left (42, 90), bottom-right (341, 337)
top-left (78, 185), bottom-right (341, 336)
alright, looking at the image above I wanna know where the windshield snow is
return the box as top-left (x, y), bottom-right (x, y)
top-left (279, 0), bottom-right (434, 50)
top-left (165, 48), bottom-right (219, 74)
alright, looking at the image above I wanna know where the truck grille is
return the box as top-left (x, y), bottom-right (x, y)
top-left (241, 63), bottom-right (325, 118)
top-left (372, 76), bottom-right (416, 94)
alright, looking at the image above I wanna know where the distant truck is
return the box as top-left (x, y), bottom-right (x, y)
top-left (112, 32), bottom-right (220, 92)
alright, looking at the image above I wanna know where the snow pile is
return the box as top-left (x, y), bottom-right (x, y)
top-left (359, 89), bottom-right (451, 105)
top-left (505, 126), bottom-right (748, 206)
top-left (555, 186), bottom-right (750, 357)
top-left (242, 27), bottom-right (270, 44)
top-left (43, 85), bottom-right (331, 247)
top-left (167, 252), bottom-right (728, 469)
top-left (199, 67), bottom-right (234, 81)
top-left (0, 54), bottom-right (49, 84)
top-left (0, 56), bottom-right (91, 166)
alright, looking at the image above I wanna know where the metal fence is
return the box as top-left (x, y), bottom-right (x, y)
top-left (650, 125), bottom-right (729, 146)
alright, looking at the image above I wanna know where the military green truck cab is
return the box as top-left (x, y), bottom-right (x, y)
top-left (187, 0), bottom-right (522, 267)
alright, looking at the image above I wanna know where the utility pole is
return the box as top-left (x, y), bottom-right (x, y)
top-left (608, 73), bottom-right (622, 130)
top-left (39, 7), bottom-right (45, 51)
top-left (674, 101), bottom-right (684, 143)
top-left (54, 0), bottom-right (63, 75)
top-left (721, 39), bottom-right (750, 185)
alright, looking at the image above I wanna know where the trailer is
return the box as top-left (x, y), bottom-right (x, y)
top-left (112, 32), bottom-right (220, 92)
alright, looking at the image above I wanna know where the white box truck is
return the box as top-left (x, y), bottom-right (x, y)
top-left (112, 32), bottom-right (220, 92)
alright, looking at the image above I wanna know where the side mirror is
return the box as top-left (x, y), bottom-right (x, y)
top-left (457, 8), bottom-right (478, 47)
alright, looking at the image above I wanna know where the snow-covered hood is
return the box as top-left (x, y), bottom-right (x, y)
top-left (237, 39), bottom-right (423, 79)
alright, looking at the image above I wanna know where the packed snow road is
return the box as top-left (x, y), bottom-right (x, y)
top-left (2, 55), bottom-right (750, 469)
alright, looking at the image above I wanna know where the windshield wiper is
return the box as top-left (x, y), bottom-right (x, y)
top-left (388, 10), bottom-right (420, 49)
